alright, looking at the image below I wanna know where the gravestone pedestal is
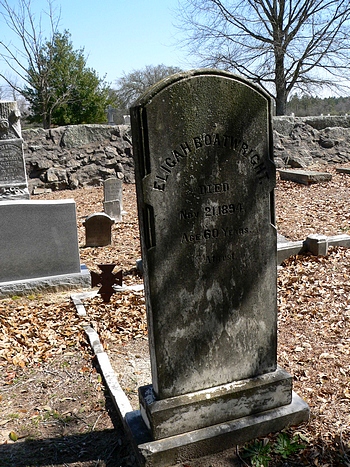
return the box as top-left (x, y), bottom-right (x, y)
top-left (139, 366), bottom-right (293, 439)
top-left (126, 393), bottom-right (308, 466)
top-left (129, 70), bottom-right (309, 466)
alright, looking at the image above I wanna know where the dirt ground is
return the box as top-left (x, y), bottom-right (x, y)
top-left (1, 165), bottom-right (350, 466)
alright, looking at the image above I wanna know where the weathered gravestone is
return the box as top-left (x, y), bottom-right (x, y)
top-left (103, 177), bottom-right (123, 221)
top-left (83, 212), bottom-right (115, 247)
top-left (128, 70), bottom-right (309, 466)
top-left (0, 100), bottom-right (29, 200)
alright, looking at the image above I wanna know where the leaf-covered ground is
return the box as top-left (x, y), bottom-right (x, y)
top-left (1, 166), bottom-right (350, 466)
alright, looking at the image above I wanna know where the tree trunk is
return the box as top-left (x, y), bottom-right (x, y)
top-left (275, 88), bottom-right (287, 116)
top-left (275, 48), bottom-right (287, 116)
top-left (42, 110), bottom-right (50, 129)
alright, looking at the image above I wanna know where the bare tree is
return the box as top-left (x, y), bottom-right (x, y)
top-left (116, 64), bottom-right (182, 108)
top-left (0, 0), bottom-right (61, 126)
top-left (176, 0), bottom-right (350, 115)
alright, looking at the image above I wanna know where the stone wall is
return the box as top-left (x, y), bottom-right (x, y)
top-left (274, 115), bottom-right (350, 168)
top-left (22, 116), bottom-right (350, 193)
top-left (22, 124), bottom-right (133, 193)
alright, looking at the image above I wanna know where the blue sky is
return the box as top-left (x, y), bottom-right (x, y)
top-left (0, 0), bottom-right (195, 87)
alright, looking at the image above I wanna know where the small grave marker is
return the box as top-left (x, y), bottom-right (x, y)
top-left (83, 212), bottom-right (115, 247)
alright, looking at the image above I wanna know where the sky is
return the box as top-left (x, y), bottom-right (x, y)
top-left (0, 0), bottom-right (195, 88)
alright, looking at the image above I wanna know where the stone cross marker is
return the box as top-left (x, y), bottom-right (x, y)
top-left (91, 264), bottom-right (122, 302)
top-left (129, 70), bottom-right (309, 465)
top-left (0, 101), bottom-right (29, 200)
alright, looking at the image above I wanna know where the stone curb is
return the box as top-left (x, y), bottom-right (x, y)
top-left (71, 284), bottom-right (145, 426)
top-left (277, 233), bottom-right (350, 264)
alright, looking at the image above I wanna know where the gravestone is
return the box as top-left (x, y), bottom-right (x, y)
top-left (106, 105), bottom-right (116, 125)
top-left (103, 177), bottom-right (123, 221)
top-left (83, 212), bottom-right (115, 246)
top-left (0, 101), bottom-right (29, 200)
top-left (129, 70), bottom-right (309, 466)
top-left (0, 200), bottom-right (81, 282)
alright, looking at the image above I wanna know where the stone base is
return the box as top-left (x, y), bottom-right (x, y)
top-left (139, 366), bottom-right (292, 439)
top-left (125, 392), bottom-right (309, 467)
top-left (0, 265), bottom-right (90, 298)
top-left (0, 185), bottom-right (30, 200)
top-left (279, 169), bottom-right (332, 185)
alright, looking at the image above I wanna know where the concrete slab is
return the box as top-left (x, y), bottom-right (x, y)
top-left (279, 169), bottom-right (332, 185)
top-left (277, 240), bottom-right (304, 264)
top-left (327, 234), bottom-right (350, 248)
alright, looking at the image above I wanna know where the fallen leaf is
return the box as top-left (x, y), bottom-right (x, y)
top-left (9, 431), bottom-right (18, 441)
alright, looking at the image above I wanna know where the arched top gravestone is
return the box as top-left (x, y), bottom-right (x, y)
top-left (129, 70), bottom-right (309, 460)
top-left (132, 70), bottom-right (277, 399)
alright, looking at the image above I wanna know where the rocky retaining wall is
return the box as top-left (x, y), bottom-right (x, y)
top-left (23, 124), bottom-right (133, 193)
top-left (22, 116), bottom-right (350, 193)
top-left (274, 115), bottom-right (350, 168)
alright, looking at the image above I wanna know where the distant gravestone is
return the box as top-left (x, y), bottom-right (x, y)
top-left (103, 177), bottom-right (123, 221)
top-left (83, 212), bottom-right (114, 247)
top-left (129, 70), bottom-right (309, 465)
top-left (107, 105), bottom-right (116, 125)
top-left (0, 101), bottom-right (29, 200)
top-left (103, 199), bottom-right (121, 221)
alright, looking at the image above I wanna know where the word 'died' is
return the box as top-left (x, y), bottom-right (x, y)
top-left (199, 182), bottom-right (229, 194)
top-left (153, 132), bottom-right (269, 191)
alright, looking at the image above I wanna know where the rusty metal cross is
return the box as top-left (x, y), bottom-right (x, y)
top-left (90, 264), bottom-right (123, 302)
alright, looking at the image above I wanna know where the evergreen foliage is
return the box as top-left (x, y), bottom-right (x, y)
top-left (22, 31), bottom-right (116, 128)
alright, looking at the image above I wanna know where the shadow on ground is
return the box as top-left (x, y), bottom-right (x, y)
top-left (0, 385), bottom-right (136, 467)
top-left (0, 429), bottom-right (133, 467)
